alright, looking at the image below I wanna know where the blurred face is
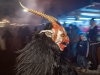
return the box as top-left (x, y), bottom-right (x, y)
top-left (90, 20), bottom-right (95, 26)
top-left (69, 26), bottom-right (72, 29)
top-left (80, 35), bottom-right (84, 40)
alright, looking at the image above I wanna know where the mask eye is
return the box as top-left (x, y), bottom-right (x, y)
top-left (47, 32), bottom-right (52, 35)
top-left (61, 34), bottom-right (65, 37)
top-left (45, 31), bottom-right (53, 37)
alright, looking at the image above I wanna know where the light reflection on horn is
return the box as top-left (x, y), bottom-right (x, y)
top-left (19, 1), bottom-right (58, 23)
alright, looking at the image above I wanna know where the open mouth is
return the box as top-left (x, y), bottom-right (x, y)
top-left (59, 42), bottom-right (68, 51)
top-left (62, 42), bottom-right (67, 45)
top-left (61, 42), bottom-right (67, 47)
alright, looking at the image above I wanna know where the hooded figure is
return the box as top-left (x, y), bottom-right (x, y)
top-left (16, 2), bottom-right (77, 75)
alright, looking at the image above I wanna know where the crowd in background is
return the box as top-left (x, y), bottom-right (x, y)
top-left (0, 25), bottom-right (38, 75)
top-left (0, 18), bottom-right (99, 75)
top-left (64, 18), bottom-right (99, 72)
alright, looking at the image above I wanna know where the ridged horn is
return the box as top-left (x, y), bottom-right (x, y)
top-left (19, 1), bottom-right (58, 23)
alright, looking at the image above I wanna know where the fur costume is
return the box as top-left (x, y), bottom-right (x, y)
top-left (16, 2), bottom-right (77, 75)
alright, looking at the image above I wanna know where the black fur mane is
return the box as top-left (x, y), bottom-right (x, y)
top-left (16, 33), bottom-right (61, 75)
top-left (16, 24), bottom-right (77, 75)
top-left (43, 23), bottom-right (53, 30)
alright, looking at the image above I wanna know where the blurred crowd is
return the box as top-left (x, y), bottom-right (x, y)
top-left (0, 18), bottom-right (100, 75)
top-left (0, 25), bottom-right (38, 75)
top-left (64, 18), bottom-right (100, 73)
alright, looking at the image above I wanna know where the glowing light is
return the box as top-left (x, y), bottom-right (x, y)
top-left (0, 22), bottom-right (6, 23)
top-left (79, 18), bottom-right (91, 20)
top-left (65, 22), bottom-right (72, 23)
top-left (2, 19), bottom-right (10, 23)
top-left (94, 19), bottom-right (100, 20)
top-left (23, 9), bottom-right (28, 12)
top-left (81, 13), bottom-right (100, 16)
top-left (59, 22), bottom-right (64, 24)
top-left (80, 8), bottom-right (100, 12)
top-left (66, 18), bottom-right (75, 20)
top-left (79, 18), bottom-right (100, 21)
top-left (74, 21), bottom-right (83, 23)
top-left (66, 20), bottom-right (83, 23)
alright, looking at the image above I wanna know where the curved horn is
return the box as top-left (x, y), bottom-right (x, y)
top-left (19, 2), bottom-right (58, 23)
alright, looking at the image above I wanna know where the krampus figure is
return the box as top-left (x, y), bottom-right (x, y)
top-left (16, 2), bottom-right (77, 75)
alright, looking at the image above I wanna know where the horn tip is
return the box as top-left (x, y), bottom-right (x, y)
top-left (19, 1), bottom-right (21, 4)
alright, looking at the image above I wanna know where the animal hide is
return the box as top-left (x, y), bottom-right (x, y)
top-left (16, 33), bottom-right (77, 75)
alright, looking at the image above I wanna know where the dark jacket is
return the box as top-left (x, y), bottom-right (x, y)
top-left (87, 26), bottom-right (97, 43)
top-left (77, 40), bottom-right (88, 56)
top-left (68, 26), bottom-right (80, 44)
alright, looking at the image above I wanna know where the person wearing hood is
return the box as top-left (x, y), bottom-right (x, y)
top-left (76, 33), bottom-right (89, 73)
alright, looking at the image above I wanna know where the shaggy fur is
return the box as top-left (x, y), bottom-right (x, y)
top-left (16, 33), bottom-right (77, 75)
top-left (16, 23), bottom-right (77, 75)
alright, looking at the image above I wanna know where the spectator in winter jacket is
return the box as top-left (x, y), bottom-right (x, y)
top-left (76, 33), bottom-right (89, 73)
top-left (68, 24), bottom-right (80, 63)
top-left (87, 18), bottom-right (98, 70)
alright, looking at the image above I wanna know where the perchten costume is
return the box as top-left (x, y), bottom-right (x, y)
top-left (16, 2), bottom-right (77, 75)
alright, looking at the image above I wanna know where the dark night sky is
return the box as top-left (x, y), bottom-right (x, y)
top-left (37, 0), bottom-right (91, 16)
top-left (12, 0), bottom-right (100, 24)
top-left (39, 0), bottom-right (92, 23)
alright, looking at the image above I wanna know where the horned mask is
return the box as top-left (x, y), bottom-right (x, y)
top-left (19, 2), bottom-right (69, 51)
